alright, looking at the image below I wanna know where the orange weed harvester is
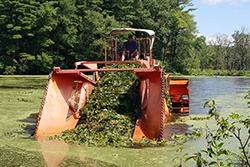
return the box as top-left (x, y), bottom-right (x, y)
top-left (34, 28), bottom-right (189, 140)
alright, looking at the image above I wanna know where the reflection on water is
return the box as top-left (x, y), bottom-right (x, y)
top-left (189, 77), bottom-right (250, 115)
top-left (38, 138), bottom-right (68, 167)
top-left (163, 123), bottom-right (192, 140)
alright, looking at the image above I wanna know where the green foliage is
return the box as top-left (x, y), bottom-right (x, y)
top-left (245, 90), bottom-right (250, 108)
top-left (54, 64), bottom-right (153, 146)
top-left (54, 64), bottom-right (168, 147)
top-left (101, 0), bottom-right (135, 25)
top-left (1, 0), bottom-right (248, 75)
top-left (156, 0), bottom-right (197, 73)
top-left (34, 52), bottom-right (53, 74)
top-left (0, 0), bottom-right (198, 74)
top-left (3, 65), bottom-right (16, 75)
top-left (175, 99), bottom-right (250, 166)
top-left (189, 116), bottom-right (210, 121)
top-left (190, 30), bottom-right (250, 74)
top-left (165, 91), bottom-right (173, 111)
top-left (171, 129), bottom-right (203, 145)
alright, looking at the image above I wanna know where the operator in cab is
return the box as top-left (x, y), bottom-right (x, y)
top-left (121, 34), bottom-right (139, 61)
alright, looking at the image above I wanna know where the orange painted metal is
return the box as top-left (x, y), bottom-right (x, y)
top-left (34, 60), bottom-right (170, 141)
top-left (34, 27), bottom-right (189, 151)
top-left (74, 60), bottom-right (150, 69)
top-left (163, 99), bottom-right (170, 124)
top-left (169, 79), bottom-right (189, 113)
top-left (34, 73), bottom-right (94, 136)
top-left (132, 69), bottom-right (170, 140)
top-left (133, 69), bottom-right (165, 140)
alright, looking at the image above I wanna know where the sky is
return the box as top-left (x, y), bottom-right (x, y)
top-left (192, 0), bottom-right (250, 38)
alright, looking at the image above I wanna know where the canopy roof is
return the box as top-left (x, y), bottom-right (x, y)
top-left (110, 28), bottom-right (155, 36)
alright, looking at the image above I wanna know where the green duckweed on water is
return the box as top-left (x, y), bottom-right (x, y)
top-left (0, 145), bottom-right (117, 167)
top-left (0, 146), bottom-right (46, 167)
top-left (1, 74), bottom-right (249, 166)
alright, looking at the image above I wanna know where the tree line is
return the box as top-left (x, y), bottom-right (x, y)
top-left (200, 29), bottom-right (250, 72)
top-left (0, 0), bottom-right (249, 75)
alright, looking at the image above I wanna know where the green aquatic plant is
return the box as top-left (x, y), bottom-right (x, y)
top-left (0, 75), bottom-right (170, 166)
top-left (245, 90), bottom-right (250, 108)
top-left (165, 90), bottom-right (173, 111)
top-left (171, 128), bottom-right (203, 145)
top-left (58, 155), bottom-right (118, 167)
top-left (174, 99), bottom-right (250, 167)
top-left (55, 64), bottom-right (168, 147)
top-left (0, 146), bottom-right (46, 167)
top-left (55, 64), bottom-right (141, 146)
top-left (189, 116), bottom-right (210, 121)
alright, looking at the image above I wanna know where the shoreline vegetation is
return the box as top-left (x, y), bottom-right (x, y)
top-left (185, 69), bottom-right (250, 77)
top-left (1, 69), bottom-right (250, 78)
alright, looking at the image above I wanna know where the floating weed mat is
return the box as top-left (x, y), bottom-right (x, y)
top-left (0, 146), bottom-right (46, 167)
top-left (0, 146), bottom-right (116, 167)
top-left (58, 155), bottom-right (118, 167)
top-left (55, 64), bottom-right (141, 147)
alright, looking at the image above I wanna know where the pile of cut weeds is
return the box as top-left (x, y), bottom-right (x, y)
top-left (56, 64), bottom-right (142, 147)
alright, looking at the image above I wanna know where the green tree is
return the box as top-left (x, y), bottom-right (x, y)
top-left (0, 0), bottom-right (39, 74)
top-left (187, 35), bottom-right (206, 70)
top-left (232, 28), bottom-right (250, 70)
top-left (162, 0), bottom-right (197, 73)
top-left (74, 0), bottom-right (123, 61)
top-left (132, 0), bottom-right (163, 60)
top-left (130, 0), bottom-right (197, 74)
top-left (24, 1), bottom-right (58, 74)
top-left (47, 0), bottom-right (78, 68)
top-left (101, 0), bottom-right (135, 25)
top-left (0, 0), bottom-right (199, 74)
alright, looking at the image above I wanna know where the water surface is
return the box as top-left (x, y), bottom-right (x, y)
top-left (189, 77), bottom-right (250, 115)
top-left (0, 76), bottom-right (249, 166)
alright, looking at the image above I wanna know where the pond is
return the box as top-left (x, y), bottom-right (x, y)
top-left (189, 77), bottom-right (250, 115)
top-left (0, 76), bottom-right (249, 166)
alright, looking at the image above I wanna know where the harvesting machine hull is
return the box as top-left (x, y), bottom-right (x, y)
top-left (34, 28), bottom-right (189, 140)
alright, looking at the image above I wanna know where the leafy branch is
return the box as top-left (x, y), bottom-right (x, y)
top-left (175, 98), bottom-right (250, 167)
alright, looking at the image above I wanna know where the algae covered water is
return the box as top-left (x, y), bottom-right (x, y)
top-left (0, 76), bottom-right (249, 166)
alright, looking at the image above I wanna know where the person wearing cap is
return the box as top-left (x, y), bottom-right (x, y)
top-left (121, 34), bottom-right (139, 61)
